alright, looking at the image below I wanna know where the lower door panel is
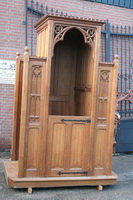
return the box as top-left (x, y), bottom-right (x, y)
top-left (46, 115), bottom-right (91, 177)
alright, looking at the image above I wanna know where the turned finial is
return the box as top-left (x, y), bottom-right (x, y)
top-left (16, 52), bottom-right (20, 57)
top-left (16, 52), bottom-right (20, 63)
top-left (16, 52), bottom-right (20, 59)
top-left (24, 46), bottom-right (29, 54)
top-left (114, 54), bottom-right (119, 66)
top-left (24, 46), bottom-right (30, 62)
top-left (114, 54), bottom-right (118, 60)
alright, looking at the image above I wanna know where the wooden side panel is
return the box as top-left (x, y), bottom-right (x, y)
top-left (36, 27), bottom-right (48, 58)
top-left (11, 56), bottom-right (23, 161)
top-left (18, 56), bottom-right (47, 177)
top-left (46, 116), bottom-right (91, 177)
top-left (25, 59), bottom-right (46, 177)
top-left (93, 62), bottom-right (118, 176)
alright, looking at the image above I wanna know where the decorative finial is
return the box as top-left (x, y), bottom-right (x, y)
top-left (25, 46), bottom-right (29, 53)
top-left (24, 46), bottom-right (30, 61)
top-left (24, 46), bottom-right (29, 57)
top-left (114, 54), bottom-right (118, 59)
top-left (16, 52), bottom-right (20, 62)
top-left (16, 52), bottom-right (20, 61)
top-left (16, 52), bottom-right (20, 57)
top-left (114, 54), bottom-right (119, 66)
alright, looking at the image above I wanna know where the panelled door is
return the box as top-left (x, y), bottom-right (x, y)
top-left (46, 115), bottom-right (91, 177)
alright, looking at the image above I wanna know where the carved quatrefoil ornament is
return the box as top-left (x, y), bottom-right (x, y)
top-left (32, 65), bottom-right (42, 77)
top-left (100, 71), bottom-right (110, 82)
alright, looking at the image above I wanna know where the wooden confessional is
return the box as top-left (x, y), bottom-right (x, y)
top-left (3, 15), bottom-right (118, 193)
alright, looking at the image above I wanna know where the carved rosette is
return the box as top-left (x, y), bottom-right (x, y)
top-left (54, 24), bottom-right (96, 47)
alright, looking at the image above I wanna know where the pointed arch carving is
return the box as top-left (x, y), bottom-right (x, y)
top-left (53, 24), bottom-right (96, 48)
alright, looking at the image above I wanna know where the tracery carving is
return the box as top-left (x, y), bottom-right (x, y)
top-left (29, 115), bottom-right (40, 123)
top-left (32, 65), bottom-right (42, 77)
top-left (97, 117), bottom-right (107, 126)
top-left (30, 66), bottom-right (42, 123)
top-left (30, 94), bottom-right (40, 100)
top-left (85, 29), bottom-right (95, 45)
top-left (54, 24), bottom-right (96, 47)
top-left (54, 24), bottom-right (63, 35)
top-left (99, 97), bottom-right (108, 103)
top-left (100, 70), bottom-right (110, 82)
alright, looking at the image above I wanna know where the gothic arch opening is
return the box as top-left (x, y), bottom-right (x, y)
top-left (49, 28), bottom-right (93, 116)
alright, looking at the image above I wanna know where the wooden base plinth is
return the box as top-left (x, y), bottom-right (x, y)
top-left (3, 161), bottom-right (117, 190)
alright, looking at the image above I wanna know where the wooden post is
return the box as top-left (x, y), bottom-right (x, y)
top-left (27, 187), bottom-right (33, 194)
top-left (18, 47), bottom-right (30, 177)
top-left (113, 55), bottom-right (119, 153)
top-left (11, 52), bottom-right (20, 161)
top-left (97, 185), bottom-right (103, 191)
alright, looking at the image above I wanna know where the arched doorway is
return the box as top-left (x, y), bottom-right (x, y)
top-left (49, 28), bottom-right (93, 116)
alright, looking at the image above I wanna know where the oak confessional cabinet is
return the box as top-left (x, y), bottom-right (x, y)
top-left (3, 15), bottom-right (118, 193)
